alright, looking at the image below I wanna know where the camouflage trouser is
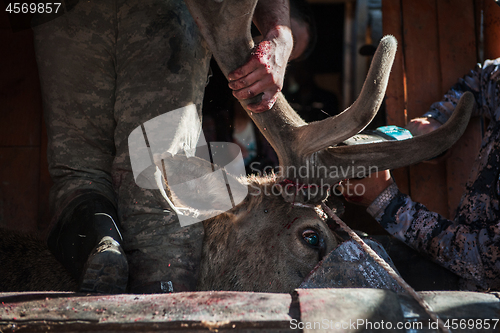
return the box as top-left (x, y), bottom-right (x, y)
top-left (33, 0), bottom-right (211, 292)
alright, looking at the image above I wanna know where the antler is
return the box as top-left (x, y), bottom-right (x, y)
top-left (184, 0), bottom-right (473, 201)
top-left (322, 92), bottom-right (474, 176)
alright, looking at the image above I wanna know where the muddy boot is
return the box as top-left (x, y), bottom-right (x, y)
top-left (47, 193), bottom-right (128, 293)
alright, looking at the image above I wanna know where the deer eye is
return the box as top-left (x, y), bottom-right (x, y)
top-left (302, 229), bottom-right (319, 247)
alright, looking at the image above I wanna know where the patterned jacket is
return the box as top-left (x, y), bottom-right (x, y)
top-left (367, 58), bottom-right (500, 290)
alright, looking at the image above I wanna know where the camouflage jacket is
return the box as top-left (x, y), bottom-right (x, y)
top-left (367, 58), bottom-right (500, 291)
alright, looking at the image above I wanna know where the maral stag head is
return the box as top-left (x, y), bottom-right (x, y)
top-left (158, 0), bottom-right (475, 293)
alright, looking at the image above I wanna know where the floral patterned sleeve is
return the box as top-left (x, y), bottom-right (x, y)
top-left (366, 59), bottom-right (500, 291)
top-left (367, 183), bottom-right (500, 290)
top-left (423, 59), bottom-right (500, 124)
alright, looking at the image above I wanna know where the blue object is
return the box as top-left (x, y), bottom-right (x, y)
top-left (375, 125), bottom-right (413, 141)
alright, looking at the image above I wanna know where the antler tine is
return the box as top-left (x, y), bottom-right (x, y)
top-left (321, 92), bottom-right (475, 183)
top-left (295, 35), bottom-right (397, 157)
top-left (184, 0), bottom-right (308, 170)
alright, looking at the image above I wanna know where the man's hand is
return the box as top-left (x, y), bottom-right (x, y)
top-left (228, 27), bottom-right (293, 113)
top-left (405, 117), bottom-right (442, 136)
top-left (406, 117), bottom-right (450, 163)
top-left (341, 170), bottom-right (393, 207)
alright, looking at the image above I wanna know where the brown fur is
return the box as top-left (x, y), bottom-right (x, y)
top-left (0, 229), bottom-right (77, 292)
top-left (197, 177), bottom-right (339, 293)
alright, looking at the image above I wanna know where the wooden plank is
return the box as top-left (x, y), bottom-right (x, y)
top-left (1, 290), bottom-right (498, 333)
top-left (417, 291), bottom-right (500, 320)
top-left (0, 5), bottom-right (45, 234)
top-left (401, 0), bottom-right (449, 217)
top-left (382, 0), bottom-right (406, 127)
top-left (484, 0), bottom-right (500, 59)
top-left (400, 0), bottom-right (442, 119)
top-left (436, 0), bottom-right (481, 219)
top-left (436, 0), bottom-right (477, 92)
top-left (398, 291), bottom-right (500, 329)
top-left (382, 0), bottom-right (411, 195)
top-left (0, 28), bottom-right (42, 147)
top-left (0, 291), bottom-right (294, 332)
top-left (0, 148), bottom-right (40, 233)
top-left (296, 288), bottom-right (405, 332)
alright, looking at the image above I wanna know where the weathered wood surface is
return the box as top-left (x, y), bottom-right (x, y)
top-left (0, 290), bottom-right (498, 332)
top-left (437, 0), bottom-right (481, 219)
top-left (416, 291), bottom-right (500, 320)
top-left (297, 288), bottom-right (406, 333)
top-left (483, 0), bottom-right (500, 60)
top-left (396, 291), bottom-right (500, 333)
top-left (382, 0), bottom-right (481, 219)
top-left (401, 0), bottom-right (448, 217)
top-left (296, 289), bottom-right (499, 333)
top-left (0, 8), bottom-right (50, 235)
top-left (381, 0), bottom-right (409, 195)
top-left (0, 291), bottom-right (295, 332)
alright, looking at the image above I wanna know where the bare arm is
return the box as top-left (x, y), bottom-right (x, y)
top-left (227, 0), bottom-right (293, 113)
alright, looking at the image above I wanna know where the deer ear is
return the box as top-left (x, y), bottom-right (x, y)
top-left (159, 143), bottom-right (249, 227)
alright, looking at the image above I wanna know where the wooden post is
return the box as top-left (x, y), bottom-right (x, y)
top-left (383, 0), bottom-right (481, 219)
top-left (484, 0), bottom-right (500, 59)
top-left (437, 0), bottom-right (480, 219)
top-left (382, 0), bottom-right (411, 195)
top-left (0, 10), bottom-right (43, 233)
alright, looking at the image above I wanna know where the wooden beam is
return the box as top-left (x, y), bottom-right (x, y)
top-left (0, 290), bottom-right (498, 332)
top-left (401, 0), bottom-right (449, 217)
top-left (484, 0), bottom-right (500, 59)
top-left (0, 28), bottom-right (42, 147)
top-left (0, 292), bottom-right (294, 332)
top-left (0, 8), bottom-right (44, 233)
top-left (382, 0), bottom-right (411, 195)
top-left (436, 0), bottom-right (480, 219)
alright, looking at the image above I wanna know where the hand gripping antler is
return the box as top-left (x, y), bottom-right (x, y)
top-left (184, 0), bottom-right (473, 201)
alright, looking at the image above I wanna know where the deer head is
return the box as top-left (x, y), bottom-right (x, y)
top-left (164, 0), bottom-right (475, 292)
top-left (160, 153), bottom-right (340, 292)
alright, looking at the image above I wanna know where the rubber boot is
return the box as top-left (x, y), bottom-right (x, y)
top-left (47, 193), bottom-right (128, 293)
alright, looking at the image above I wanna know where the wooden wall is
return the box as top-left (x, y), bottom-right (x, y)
top-left (0, 9), bottom-right (51, 235)
top-left (382, 0), bottom-right (500, 219)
